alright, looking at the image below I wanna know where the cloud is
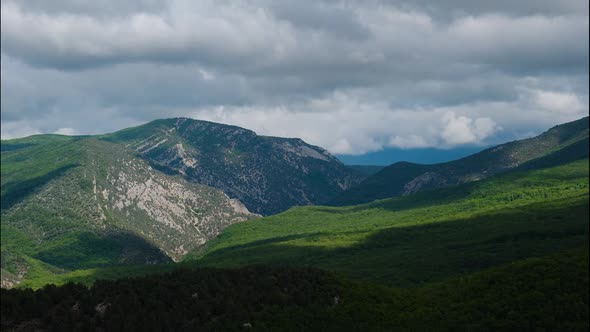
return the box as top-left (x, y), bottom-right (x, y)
top-left (386, 0), bottom-right (588, 17)
top-left (532, 90), bottom-right (585, 114)
top-left (190, 96), bottom-right (504, 154)
top-left (53, 127), bottom-right (80, 135)
top-left (440, 112), bottom-right (499, 145)
top-left (389, 135), bottom-right (431, 149)
top-left (0, 0), bottom-right (588, 155)
top-left (2, 1), bottom-right (587, 75)
top-left (0, 121), bottom-right (41, 139)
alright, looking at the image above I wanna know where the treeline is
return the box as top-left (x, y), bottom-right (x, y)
top-left (1, 250), bottom-right (589, 331)
top-left (1, 266), bottom-right (342, 331)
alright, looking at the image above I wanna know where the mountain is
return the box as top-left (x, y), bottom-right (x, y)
top-left (1, 135), bottom-right (259, 287)
top-left (3, 138), bottom-right (587, 331)
top-left (330, 116), bottom-right (589, 206)
top-left (347, 165), bottom-right (385, 177)
top-left (18, 156), bottom-right (588, 289)
top-left (337, 145), bottom-right (488, 165)
top-left (1, 118), bottom-right (361, 287)
top-left (102, 118), bottom-right (362, 215)
top-left (192, 158), bottom-right (588, 286)
top-left (2, 119), bottom-right (587, 331)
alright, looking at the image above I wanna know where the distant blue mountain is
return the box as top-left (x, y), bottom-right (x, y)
top-left (337, 146), bottom-right (488, 166)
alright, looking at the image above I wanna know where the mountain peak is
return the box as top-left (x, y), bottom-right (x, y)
top-left (100, 118), bottom-right (361, 215)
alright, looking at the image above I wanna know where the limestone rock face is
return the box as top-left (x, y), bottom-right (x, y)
top-left (104, 118), bottom-right (363, 215)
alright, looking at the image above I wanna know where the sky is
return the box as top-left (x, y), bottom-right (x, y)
top-left (1, 0), bottom-right (588, 164)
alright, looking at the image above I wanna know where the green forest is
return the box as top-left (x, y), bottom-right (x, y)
top-left (2, 249), bottom-right (587, 331)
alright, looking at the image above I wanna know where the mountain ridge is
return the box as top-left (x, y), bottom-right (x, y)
top-left (329, 116), bottom-right (589, 206)
top-left (1, 118), bottom-right (362, 287)
top-left (100, 117), bottom-right (362, 215)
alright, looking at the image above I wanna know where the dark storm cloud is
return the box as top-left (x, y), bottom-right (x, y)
top-left (1, 0), bottom-right (588, 154)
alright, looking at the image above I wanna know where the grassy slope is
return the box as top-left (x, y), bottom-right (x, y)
top-left (20, 158), bottom-right (589, 288)
top-left (1, 136), bottom-right (84, 285)
top-left (194, 159), bottom-right (589, 286)
top-left (2, 134), bottom-right (257, 286)
top-left (0, 137), bottom-right (171, 285)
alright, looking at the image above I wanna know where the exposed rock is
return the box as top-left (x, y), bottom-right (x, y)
top-left (105, 118), bottom-right (362, 215)
top-left (95, 302), bottom-right (111, 317)
top-left (403, 172), bottom-right (445, 195)
top-left (333, 295), bottom-right (340, 306)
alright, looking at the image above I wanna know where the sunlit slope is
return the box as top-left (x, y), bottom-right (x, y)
top-left (196, 159), bottom-right (589, 286)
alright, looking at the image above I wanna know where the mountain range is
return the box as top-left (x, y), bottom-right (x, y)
top-left (1, 116), bottom-right (588, 290)
top-left (1, 116), bottom-right (588, 330)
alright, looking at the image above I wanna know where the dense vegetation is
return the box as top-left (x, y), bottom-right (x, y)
top-left (17, 158), bottom-right (589, 291)
top-left (331, 116), bottom-right (589, 206)
top-left (2, 249), bottom-right (587, 331)
top-left (192, 159), bottom-right (589, 286)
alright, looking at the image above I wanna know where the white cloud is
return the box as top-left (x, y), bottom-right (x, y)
top-left (532, 90), bottom-right (585, 113)
top-left (191, 95), bottom-right (504, 155)
top-left (53, 127), bottom-right (79, 135)
top-left (0, 121), bottom-right (41, 139)
top-left (0, 0), bottom-right (588, 156)
top-left (440, 112), bottom-right (499, 145)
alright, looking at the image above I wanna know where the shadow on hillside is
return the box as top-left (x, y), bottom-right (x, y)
top-left (201, 197), bottom-right (589, 287)
top-left (0, 142), bottom-right (37, 153)
top-left (17, 229), bottom-right (175, 288)
top-left (1, 164), bottom-right (80, 210)
top-left (311, 182), bottom-right (477, 215)
top-left (516, 139), bottom-right (589, 172)
top-left (32, 195), bottom-right (588, 289)
top-left (33, 229), bottom-right (172, 270)
top-left (209, 231), bottom-right (369, 254)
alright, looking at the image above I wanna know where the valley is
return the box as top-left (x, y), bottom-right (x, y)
top-left (1, 116), bottom-right (589, 331)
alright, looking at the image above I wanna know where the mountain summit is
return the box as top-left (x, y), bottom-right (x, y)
top-left (102, 118), bottom-right (362, 215)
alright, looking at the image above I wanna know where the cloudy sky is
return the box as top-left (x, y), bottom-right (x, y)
top-left (1, 0), bottom-right (588, 161)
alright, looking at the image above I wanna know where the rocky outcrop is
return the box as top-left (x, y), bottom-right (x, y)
top-left (104, 118), bottom-right (362, 215)
top-left (403, 172), bottom-right (446, 195)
